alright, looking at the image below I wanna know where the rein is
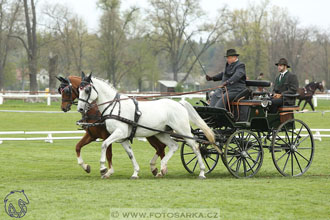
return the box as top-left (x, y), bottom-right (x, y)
top-left (87, 84), bottom-right (226, 109)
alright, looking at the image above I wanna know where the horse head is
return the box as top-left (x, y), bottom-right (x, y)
top-left (317, 82), bottom-right (324, 92)
top-left (56, 76), bottom-right (81, 112)
top-left (77, 72), bottom-right (97, 113)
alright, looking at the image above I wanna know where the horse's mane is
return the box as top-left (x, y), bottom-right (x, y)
top-left (92, 77), bottom-right (116, 91)
top-left (305, 81), bottom-right (317, 87)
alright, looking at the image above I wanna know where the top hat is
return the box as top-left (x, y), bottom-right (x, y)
top-left (224, 49), bottom-right (240, 57)
top-left (275, 58), bottom-right (290, 68)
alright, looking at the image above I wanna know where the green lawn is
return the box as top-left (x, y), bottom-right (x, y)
top-left (0, 99), bottom-right (330, 220)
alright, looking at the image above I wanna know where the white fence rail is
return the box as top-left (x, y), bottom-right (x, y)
top-left (0, 92), bottom-right (205, 106)
top-left (0, 129), bottom-right (330, 144)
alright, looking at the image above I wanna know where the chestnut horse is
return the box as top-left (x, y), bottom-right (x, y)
top-left (57, 76), bottom-right (166, 177)
top-left (297, 81), bottom-right (324, 111)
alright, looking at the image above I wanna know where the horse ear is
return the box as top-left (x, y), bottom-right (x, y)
top-left (81, 71), bottom-right (85, 79)
top-left (87, 73), bottom-right (92, 82)
top-left (56, 76), bottom-right (66, 83)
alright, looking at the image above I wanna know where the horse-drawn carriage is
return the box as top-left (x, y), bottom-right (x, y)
top-left (58, 75), bottom-right (314, 179)
top-left (181, 80), bottom-right (314, 178)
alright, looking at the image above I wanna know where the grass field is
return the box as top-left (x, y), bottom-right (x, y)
top-left (0, 99), bottom-right (330, 220)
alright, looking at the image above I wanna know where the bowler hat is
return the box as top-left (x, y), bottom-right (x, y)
top-left (224, 49), bottom-right (240, 57)
top-left (275, 58), bottom-right (290, 68)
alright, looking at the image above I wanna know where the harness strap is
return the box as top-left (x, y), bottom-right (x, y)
top-left (128, 98), bottom-right (142, 143)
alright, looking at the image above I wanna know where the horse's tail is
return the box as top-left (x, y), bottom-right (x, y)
top-left (179, 100), bottom-right (215, 144)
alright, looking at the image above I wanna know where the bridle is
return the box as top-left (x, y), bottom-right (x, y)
top-left (58, 78), bottom-right (79, 105)
top-left (78, 81), bottom-right (99, 113)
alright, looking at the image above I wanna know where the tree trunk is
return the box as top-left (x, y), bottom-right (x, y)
top-left (48, 54), bottom-right (58, 92)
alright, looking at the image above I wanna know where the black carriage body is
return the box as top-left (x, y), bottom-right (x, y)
top-left (181, 80), bottom-right (314, 178)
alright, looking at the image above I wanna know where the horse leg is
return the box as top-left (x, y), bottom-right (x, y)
top-left (76, 133), bottom-right (95, 173)
top-left (302, 101), bottom-right (308, 110)
top-left (184, 138), bottom-right (206, 179)
top-left (99, 129), bottom-right (126, 178)
top-left (105, 145), bottom-right (114, 176)
top-left (154, 133), bottom-right (179, 177)
top-left (146, 136), bottom-right (166, 176)
top-left (308, 99), bottom-right (315, 111)
top-left (297, 99), bottom-right (302, 107)
top-left (120, 140), bottom-right (140, 179)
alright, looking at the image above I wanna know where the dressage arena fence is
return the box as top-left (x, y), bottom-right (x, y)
top-left (0, 129), bottom-right (329, 144)
top-left (0, 92), bottom-right (205, 105)
top-left (0, 91), bottom-right (329, 106)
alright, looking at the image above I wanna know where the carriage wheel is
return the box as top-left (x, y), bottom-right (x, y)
top-left (271, 119), bottom-right (314, 177)
top-left (223, 130), bottom-right (263, 178)
top-left (180, 142), bottom-right (219, 174)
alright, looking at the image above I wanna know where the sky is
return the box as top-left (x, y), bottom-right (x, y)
top-left (45, 0), bottom-right (330, 32)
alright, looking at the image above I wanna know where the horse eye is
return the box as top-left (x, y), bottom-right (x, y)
top-left (85, 86), bottom-right (91, 94)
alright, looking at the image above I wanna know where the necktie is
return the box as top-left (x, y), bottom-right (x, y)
top-left (279, 73), bottom-right (284, 82)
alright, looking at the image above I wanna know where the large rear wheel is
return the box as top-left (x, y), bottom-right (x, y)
top-left (271, 119), bottom-right (314, 176)
top-left (181, 142), bottom-right (219, 174)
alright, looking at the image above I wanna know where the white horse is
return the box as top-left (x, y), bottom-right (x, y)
top-left (77, 73), bottom-right (215, 179)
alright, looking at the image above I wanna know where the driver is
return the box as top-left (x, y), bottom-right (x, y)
top-left (206, 49), bottom-right (247, 109)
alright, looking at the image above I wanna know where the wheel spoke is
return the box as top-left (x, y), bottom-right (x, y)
top-left (229, 157), bottom-right (239, 169)
top-left (203, 157), bottom-right (211, 170)
top-left (242, 159), bottom-right (247, 177)
top-left (296, 147), bottom-right (312, 150)
top-left (244, 133), bottom-right (252, 150)
top-left (228, 155), bottom-right (237, 165)
top-left (295, 151), bottom-right (310, 163)
top-left (295, 135), bottom-right (310, 147)
top-left (192, 160), bottom-right (198, 172)
top-left (275, 134), bottom-right (290, 146)
top-left (276, 150), bottom-right (290, 163)
top-left (235, 158), bottom-right (242, 173)
top-left (294, 125), bottom-right (304, 145)
top-left (244, 158), bottom-right (254, 174)
top-left (283, 125), bottom-right (292, 145)
top-left (293, 152), bottom-right (303, 173)
top-left (186, 156), bottom-right (197, 165)
top-left (207, 155), bottom-right (217, 162)
top-left (291, 152), bottom-right (294, 176)
top-left (233, 137), bottom-right (242, 151)
top-left (183, 152), bottom-right (195, 156)
top-left (282, 152), bottom-right (291, 173)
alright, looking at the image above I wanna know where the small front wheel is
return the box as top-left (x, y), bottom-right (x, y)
top-left (223, 130), bottom-right (264, 178)
top-left (181, 142), bottom-right (219, 174)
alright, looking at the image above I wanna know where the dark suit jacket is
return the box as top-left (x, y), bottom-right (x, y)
top-left (273, 70), bottom-right (299, 95)
top-left (212, 60), bottom-right (246, 91)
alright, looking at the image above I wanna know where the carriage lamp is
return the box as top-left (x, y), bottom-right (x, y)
top-left (255, 109), bottom-right (259, 115)
top-left (261, 99), bottom-right (271, 108)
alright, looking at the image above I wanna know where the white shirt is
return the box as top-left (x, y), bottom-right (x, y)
top-left (279, 70), bottom-right (288, 81)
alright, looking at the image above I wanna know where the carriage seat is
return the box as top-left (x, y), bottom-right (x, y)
top-left (246, 80), bottom-right (271, 87)
top-left (232, 88), bottom-right (251, 102)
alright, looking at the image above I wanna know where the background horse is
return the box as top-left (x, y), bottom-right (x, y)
top-left (297, 81), bottom-right (324, 111)
top-left (77, 73), bottom-right (215, 179)
top-left (57, 75), bottom-right (166, 177)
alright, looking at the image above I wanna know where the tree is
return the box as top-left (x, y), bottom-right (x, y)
top-left (228, 0), bottom-right (269, 79)
top-left (98, 0), bottom-right (138, 87)
top-left (148, 0), bottom-right (228, 83)
top-left (0, 0), bottom-right (20, 90)
top-left (22, 0), bottom-right (38, 93)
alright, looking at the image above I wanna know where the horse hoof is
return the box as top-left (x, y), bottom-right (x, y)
top-left (85, 164), bottom-right (91, 173)
top-left (100, 168), bottom-right (108, 176)
top-left (161, 167), bottom-right (168, 176)
top-left (130, 176), bottom-right (139, 180)
top-left (155, 173), bottom-right (163, 178)
top-left (101, 175), bottom-right (110, 179)
top-left (198, 175), bottom-right (206, 180)
top-left (152, 168), bottom-right (158, 176)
